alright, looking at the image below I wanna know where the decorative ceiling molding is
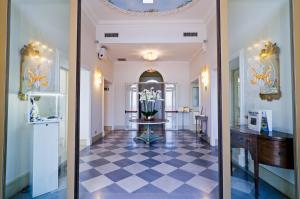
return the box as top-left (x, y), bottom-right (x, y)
top-left (97, 19), bottom-right (205, 25)
top-left (82, 1), bottom-right (98, 26)
top-left (203, 1), bottom-right (216, 24)
top-left (102, 0), bottom-right (200, 17)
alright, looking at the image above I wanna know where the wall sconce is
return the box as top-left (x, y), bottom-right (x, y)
top-left (201, 67), bottom-right (209, 91)
top-left (95, 72), bottom-right (102, 87)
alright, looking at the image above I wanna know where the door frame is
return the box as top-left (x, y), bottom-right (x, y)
top-left (0, 0), bottom-right (80, 198)
top-left (217, 0), bottom-right (230, 197)
top-left (292, 0), bottom-right (300, 197)
top-left (0, 0), bottom-right (9, 197)
top-left (219, 0), bottom-right (300, 198)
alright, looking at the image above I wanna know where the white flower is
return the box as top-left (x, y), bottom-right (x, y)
top-left (138, 88), bottom-right (164, 102)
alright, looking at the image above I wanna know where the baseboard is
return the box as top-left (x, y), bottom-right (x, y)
top-left (80, 139), bottom-right (90, 150)
top-left (232, 158), bottom-right (295, 198)
top-left (92, 133), bottom-right (102, 144)
top-left (5, 173), bottom-right (30, 199)
top-left (259, 166), bottom-right (295, 198)
top-left (104, 126), bottom-right (112, 131)
top-left (113, 125), bottom-right (126, 130)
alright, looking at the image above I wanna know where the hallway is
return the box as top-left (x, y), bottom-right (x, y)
top-left (79, 130), bottom-right (219, 199)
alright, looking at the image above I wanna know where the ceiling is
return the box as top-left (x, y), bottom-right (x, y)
top-left (82, 0), bottom-right (215, 24)
top-left (105, 0), bottom-right (196, 13)
top-left (103, 43), bottom-right (204, 62)
top-left (82, 0), bottom-right (213, 62)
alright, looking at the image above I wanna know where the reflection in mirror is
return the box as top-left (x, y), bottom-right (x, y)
top-left (228, 0), bottom-right (296, 198)
top-left (4, 0), bottom-right (70, 198)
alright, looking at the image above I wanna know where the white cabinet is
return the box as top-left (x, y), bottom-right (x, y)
top-left (31, 122), bottom-right (59, 197)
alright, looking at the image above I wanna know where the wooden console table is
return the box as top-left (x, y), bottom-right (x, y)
top-left (230, 125), bottom-right (294, 198)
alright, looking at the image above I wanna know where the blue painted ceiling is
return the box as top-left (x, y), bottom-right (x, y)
top-left (106, 0), bottom-right (194, 13)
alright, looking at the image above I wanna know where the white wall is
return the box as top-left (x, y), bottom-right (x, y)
top-left (189, 14), bottom-right (218, 146)
top-left (81, 10), bottom-right (114, 138)
top-left (228, 0), bottom-right (295, 194)
top-left (97, 22), bottom-right (206, 44)
top-left (232, 3), bottom-right (293, 134)
top-left (6, 1), bottom-right (69, 186)
top-left (113, 61), bottom-right (190, 128)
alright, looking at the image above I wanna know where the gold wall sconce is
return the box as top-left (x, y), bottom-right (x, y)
top-left (94, 72), bottom-right (102, 87)
top-left (201, 67), bottom-right (209, 91)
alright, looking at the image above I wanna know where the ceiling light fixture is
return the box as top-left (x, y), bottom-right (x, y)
top-left (143, 51), bottom-right (158, 61)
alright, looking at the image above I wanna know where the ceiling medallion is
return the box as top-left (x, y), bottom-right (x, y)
top-left (103, 0), bottom-right (199, 16)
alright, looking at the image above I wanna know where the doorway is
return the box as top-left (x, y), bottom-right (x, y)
top-left (104, 80), bottom-right (113, 132)
top-left (1, 0), bottom-right (299, 198)
top-left (77, 0), bottom-right (221, 198)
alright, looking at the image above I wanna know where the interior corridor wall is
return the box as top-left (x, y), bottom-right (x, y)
top-left (189, 14), bottom-right (218, 146)
top-left (113, 61), bottom-right (190, 129)
top-left (81, 10), bottom-right (114, 139)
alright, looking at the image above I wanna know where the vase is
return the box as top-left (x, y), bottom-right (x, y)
top-left (144, 115), bottom-right (155, 121)
top-left (141, 110), bottom-right (158, 121)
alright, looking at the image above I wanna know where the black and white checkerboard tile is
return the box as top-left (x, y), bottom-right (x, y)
top-left (79, 131), bottom-right (219, 199)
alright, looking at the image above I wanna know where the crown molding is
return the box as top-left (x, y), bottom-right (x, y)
top-left (82, 1), bottom-right (98, 26)
top-left (190, 46), bottom-right (205, 63)
top-left (204, 1), bottom-right (217, 24)
top-left (97, 19), bottom-right (205, 25)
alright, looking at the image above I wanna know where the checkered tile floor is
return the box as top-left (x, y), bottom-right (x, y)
top-left (79, 130), bottom-right (219, 199)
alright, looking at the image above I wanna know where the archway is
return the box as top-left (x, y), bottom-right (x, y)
top-left (138, 70), bottom-right (165, 130)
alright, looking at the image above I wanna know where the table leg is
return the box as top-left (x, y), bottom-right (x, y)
top-left (200, 121), bottom-right (203, 134)
top-left (182, 113), bottom-right (184, 130)
top-left (147, 124), bottom-right (150, 144)
top-left (253, 149), bottom-right (259, 199)
top-left (196, 119), bottom-right (198, 137)
top-left (135, 124), bottom-right (160, 145)
top-left (245, 149), bottom-right (249, 171)
top-left (231, 147), bottom-right (233, 176)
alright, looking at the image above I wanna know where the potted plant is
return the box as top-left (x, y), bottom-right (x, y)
top-left (139, 87), bottom-right (163, 121)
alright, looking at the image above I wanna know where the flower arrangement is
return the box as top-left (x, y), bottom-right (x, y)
top-left (139, 87), bottom-right (163, 120)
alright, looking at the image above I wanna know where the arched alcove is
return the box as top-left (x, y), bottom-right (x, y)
top-left (138, 70), bottom-right (165, 129)
top-left (139, 70), bottom-right (164, 83)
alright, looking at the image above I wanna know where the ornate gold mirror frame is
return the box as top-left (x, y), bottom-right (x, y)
top-left (258, 42), bottom-right (281, 101)
top-left (248, 41), bottom-right (281, 101)
top-left (18, 43), bottom-right (40, 100)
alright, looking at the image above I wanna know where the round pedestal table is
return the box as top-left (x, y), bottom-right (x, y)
top-left (129, 119), bottom-right (169, 144)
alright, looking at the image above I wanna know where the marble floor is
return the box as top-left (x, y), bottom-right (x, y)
top-left (231, 166), bottom-right (289, 199)
top-left (12, 130), bottom-right (288, 199)
top-left (79, 130), bottom-right (219, 199)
